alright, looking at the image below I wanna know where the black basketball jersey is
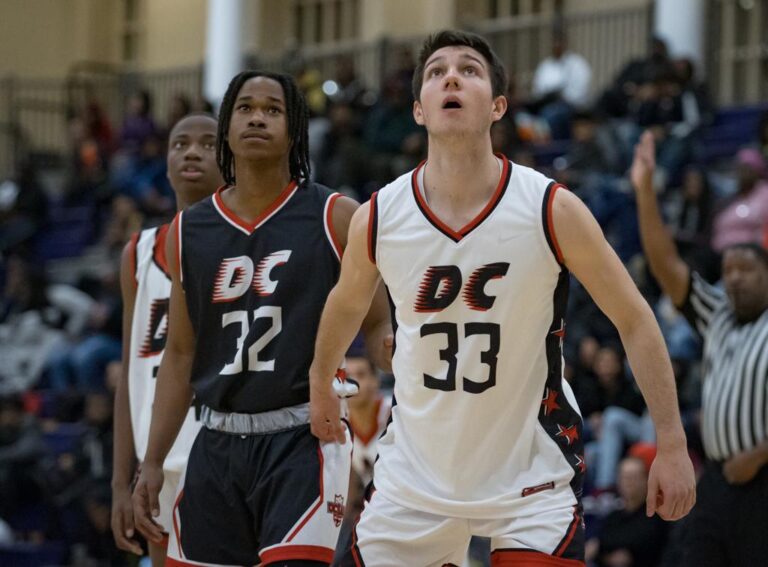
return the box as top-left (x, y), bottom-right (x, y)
top-left (177, 181), bottom-right (342, 413)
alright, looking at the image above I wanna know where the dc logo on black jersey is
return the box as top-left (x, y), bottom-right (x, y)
top-left (415, 262), bottom-right (510, 313)
top-left (139, 298), bottom-right (170, 357)
top-left (212, 250), bottom-right (292, 303)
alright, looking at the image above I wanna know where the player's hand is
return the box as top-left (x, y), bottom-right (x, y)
top-left (723, 449), bottom-right (765, 485)
top-left (132, 462), bottom-right (165, 543)
top-left (646, 445), bottom-right (696, 521)
top-left (630, 130), bottom-right (656, 194)
top-left (310, 382), bottom-right (346, 443)
top-left (111, 484), bottom-right (143, 555)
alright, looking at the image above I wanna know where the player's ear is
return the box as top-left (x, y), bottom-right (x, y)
top-left (413, 100), bottom-right (425, 126)
top-left (491, 95), bottom-right (508, 122)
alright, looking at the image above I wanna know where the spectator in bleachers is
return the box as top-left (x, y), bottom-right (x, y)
top-left (0, 394), bottom-right (46, 529)
top-left (666, 166), bottom-right (713, 245)
top-left (555, 111), bottom-right (624, 189)
top-left (118, 90), bottom-right (157, 155)
top-left (46, 264), bottom-right (122, 393)
top-left (0, 257), bottom-right (80, 394)
top-left (65, 111), bottom-right (111, 204)
top-left (166, 93), bottom-right (192, 134)
top-left (0, 159), bottom-right (48, 255)
top-left (711, 148), bottom-right (768, 252)
top-left (530, 26), bottom-right (592, 140)
top-left (586, 456), bottom-right (668, 567)
top-left (118, 132), bottom-right (175, 217)
top-left (599, 36), bottom-right (672, 120)
top-left (314, 102), bottom-right (372, 200)
top-left (582, 344), bottom-right (651, 492)
top-left (365, 74), bottom-right (423, 156)
top-left (329, 55), bottom-right (373, 110)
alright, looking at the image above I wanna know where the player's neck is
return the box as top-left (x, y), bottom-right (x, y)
top-left (423, 138), bottom-right (499, 206)
top-left (227, 160), bottom-right (293, 220)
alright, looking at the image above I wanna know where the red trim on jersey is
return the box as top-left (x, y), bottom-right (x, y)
top-left (351, 398), bottom-right (383, 446)
top-left (367, 191), bottom-right (378, 264)
top-left (326, 192), bottom-right (344, 260)
top-left (491, 549), bottom-right (585, 566)
top-left (153, 223), bottom-right (171, 277)
top-left (412, 156), bottom-right (510, 241)
top-left (127, 232), bottom-right (140, 288)
top-left (554, 507), bottom-right (580, 557)
top-left (285, 445), bottom-right (325, 541)
top-left (171, 488), bottom-right (185, 558)
top-left (546, 184), bottom-right (565, 265)
top-left (213, 181), bottom-right (298, 233)
top-left (260, 544), bottom-right (335, 565)
top-left (170, 212), bottom-right (183, 279)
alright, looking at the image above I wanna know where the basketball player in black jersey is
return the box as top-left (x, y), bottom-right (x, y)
top-left (131, 71), bottom-right (391, 566)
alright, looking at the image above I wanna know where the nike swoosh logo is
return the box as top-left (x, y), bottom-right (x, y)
top-left (499, 232), bottom-right (526, 243)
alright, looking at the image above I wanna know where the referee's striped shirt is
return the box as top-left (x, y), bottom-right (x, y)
top-left (680, 272), bottom-right (768, 461)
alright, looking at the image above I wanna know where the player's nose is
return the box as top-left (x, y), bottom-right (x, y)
top-left (442, 69), bottom-right (460, 90)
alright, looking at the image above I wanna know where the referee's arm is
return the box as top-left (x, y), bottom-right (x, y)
top-left (631, 131), bottom-right (691, 306)
top-left (552, 184), bottom-right (696, 522)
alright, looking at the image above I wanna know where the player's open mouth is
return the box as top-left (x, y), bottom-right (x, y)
top-left (180, 166), bottom-right (204, 180)
top-left (442, 97), bottom-right (462, 109)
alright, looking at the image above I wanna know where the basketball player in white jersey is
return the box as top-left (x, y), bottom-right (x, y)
top-left (310, 31), bottom-right (696, 566)
top-left (111, 113), bottom-right (222, 565)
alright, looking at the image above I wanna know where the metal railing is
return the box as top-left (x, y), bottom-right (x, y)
top-left (4, 0), bottom-right (763, 180)
top-left (0, 64), bottom-right (204, 179)
top-left (473, 2), bottom-right (653, 99)
top-left (708, 0), bottom-right (768, 105)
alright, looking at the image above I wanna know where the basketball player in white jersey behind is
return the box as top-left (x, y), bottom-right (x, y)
top-left (111, 113), bottom-right (222, 565)
top-left (310, 31), bottom-right (696, 566)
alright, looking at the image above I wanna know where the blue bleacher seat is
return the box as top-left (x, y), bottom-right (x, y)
top-left (0, 541), bottom-right (68, 567)
top-left (42, 422), bottom-right (87, 455)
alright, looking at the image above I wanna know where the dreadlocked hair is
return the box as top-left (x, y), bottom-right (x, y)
top-left (216, 70), bottom-right (311, 187)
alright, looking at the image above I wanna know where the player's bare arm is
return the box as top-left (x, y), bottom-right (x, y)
top-left (552, 187), bottom-right (696, 521)
top-left (331, 196), bottom-right (393, 372)
top-left (311, 201), bottom-right (383, 443)
top-left (111, 238), bottom-right (143, 556)
top-left (631, 131), bottom-right (691, 306)
top-left (132, 219), bottom-right (196, 543)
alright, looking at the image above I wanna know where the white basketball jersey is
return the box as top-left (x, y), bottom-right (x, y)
top-left (350, 395), bottom-right (392, 486)
top-left (129, 226), bottom-right (201, 473)
top-left (369, 158), bottom-right (585, 519)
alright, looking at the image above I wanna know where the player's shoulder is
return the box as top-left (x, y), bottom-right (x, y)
top-left (509, 161), bottom-right (554, 189)
top-left (375, 167), bottom-right (416, 205)
top-left (181, 192), bottom-right (217, 221)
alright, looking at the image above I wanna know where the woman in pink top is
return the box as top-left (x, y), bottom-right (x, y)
top-left (711, 148), bottom-right (768, 252)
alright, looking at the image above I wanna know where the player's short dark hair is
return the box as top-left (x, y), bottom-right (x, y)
top-left (216, 71), bottom-right (310, 187)
top-left (167, 112), bottom-right (217, 142)
top-left (723, 242), bottom-right (768, 270)
top-left (412, 30), bottom-right (508, 101)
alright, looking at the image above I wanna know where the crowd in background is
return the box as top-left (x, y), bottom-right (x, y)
top-left (0, 31), bottom-right (767, 566)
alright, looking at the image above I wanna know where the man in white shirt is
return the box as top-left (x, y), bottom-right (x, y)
top-left (531, 28), bottom-right (592, 139)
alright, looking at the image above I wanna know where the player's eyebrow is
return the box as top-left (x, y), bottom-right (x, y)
top-left (424, 52), bottom-right (487, 71)
top-left (234, 94), bottom-right (285, 105)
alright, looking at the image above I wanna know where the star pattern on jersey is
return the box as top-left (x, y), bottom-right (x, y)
top-left (575, 454), bottom-right (587, 474)
top-left (550, 319), bottom-right (566, 348)
top-left (541, 388), bottom-right (561, 416)
top-left (556, 424), bottom-right (579, 446)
